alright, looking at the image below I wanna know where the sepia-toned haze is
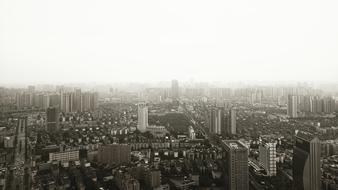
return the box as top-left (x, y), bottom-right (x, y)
top-left (1, 0), bottom-right (338, 84)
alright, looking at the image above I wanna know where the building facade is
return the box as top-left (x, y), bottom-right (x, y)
top-left (228, 109), bottom-right (236, 135)
top-left (49, 150), bottom-right (79, 163)
top-left (171, 80), bottom-right (179, 100)
top-left (287, 95), bottom-right (298, 118)
top-left (46, 106), bottom-right (60, 132)
top-left (137, 103), bottom-right (148, 132)
top-left (98, 144), bottom-right (131, 165)
top-left (223, 140), bottom-right (249, 190)
top-left (293, 131), bottom-right (321, 190)
top-left (209, 107), bottom-right (224, 135)
top-left (259, 142), bottom-right (277, 176)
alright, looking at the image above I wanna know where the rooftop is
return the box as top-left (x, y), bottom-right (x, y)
top-left (222, 140), bottom-right (247, 150)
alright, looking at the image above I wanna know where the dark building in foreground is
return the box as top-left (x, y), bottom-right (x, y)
top-left (223, 140), bottom-right (249, 190)
top-left (98, 144), bottom-right (131, 165)
top-left (46, 107), bottom-right (60, 132)
top-left (293, 131), bottom-right (321, 190)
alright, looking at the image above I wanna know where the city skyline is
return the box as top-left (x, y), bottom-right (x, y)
top-left (1, 81), bottom-right (337, 189)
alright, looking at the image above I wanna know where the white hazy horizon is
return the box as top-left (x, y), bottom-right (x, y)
top-left (1, 0), bottom-right (338, 84)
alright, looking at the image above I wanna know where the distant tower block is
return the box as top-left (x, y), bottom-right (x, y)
top-left (137, 103), bottom-right (148, 132)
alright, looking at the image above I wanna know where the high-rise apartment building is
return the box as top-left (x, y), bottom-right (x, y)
top-left (137, 103), bottom-right (148, 132)
top-left (48, 94), bottom-right (60, 107)
top-left (60, 90), bottom-right (97, 113)
top-left (293, 131), bottom-right (321, 190)
top-left (223, 140), bottom-right (249, 190)
top-left (171, 80), bottom-right (179, 100)
top-left (81, 92), bottom-right (92, 111)
top-left (60, 92), bottom-right (74, 113)
top-left (42, 94), bottom-right (50, 110)
top-left (80, 92), bottom-right (98, 111)
top-left (209, 107), bottom-right (224, 135)
top-left (287, 95), bottom-right (298, 118)
top-left (46, 107), bottom-right (60, 132)
top-left (74, 88), bottom-right (82, 112)
top-left (15, 92), bottom-right (33, 109)
top-left (228, 108), bottom-right (236, 135)
top-left (259, 142), bottom-right (277, 176)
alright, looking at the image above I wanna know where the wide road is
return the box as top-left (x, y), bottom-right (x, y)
top-left (180, 102), bottom-right (222, 146)
top-left (7, 117), bottom-right (28, 190)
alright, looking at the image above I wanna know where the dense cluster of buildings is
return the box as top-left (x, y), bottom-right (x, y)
top-left (15, 87), bottom-right (98, 112)
top-left (208, 107), bottom-right (236, 136)
top-left (1, 82), bottom-right (338, 190)
top-left (288, 95), bottom-right (336, 118)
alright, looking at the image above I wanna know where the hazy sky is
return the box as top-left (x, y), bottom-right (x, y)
top-left (1, 0), bottom-right (338, 84)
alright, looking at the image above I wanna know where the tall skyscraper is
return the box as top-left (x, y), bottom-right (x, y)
top-left (81, 92), bottom-right (92, 111)
top-left (209, 107), bottom-right (224, 134)
top-left (61, 92), bottom-right (74, 113)
top-left (15, 92), bottom-right (33, 109)
top-left (228, 108), bottom-right (236, 135)
top-left (98, 144), bottom-right (131, 165)
top-left (259, 142), bottom-right (277, 176)
top-left (287, 95), bottom-right (298, 118)
top-left (48, 94), bottom-right (60, 107)
top-left (46, 106), bottom-right (60, 132)
top-left (74, 88), bottom-right (82, 112)
top-left (90, 92), bottom-right (98, 110)
top-left (171, 80), bottom-right (179, 100)
top-left (42, 94), bottom-right (50, 110)
top-left (223, 140), bottom-right (249, 190)
top-left (293, 131), bottom-right (321, 190)
top-left (137, 103), bottom-right (148, 132)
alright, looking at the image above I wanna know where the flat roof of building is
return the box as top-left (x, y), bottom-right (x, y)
top-left (222, 140), bottom-right (247, 149)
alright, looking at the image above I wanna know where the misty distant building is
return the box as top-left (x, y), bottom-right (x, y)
top-left (46, 106), bottom-right (60, 132)
top-left (15, 92), bottom-right (33, 109)
top-left (98, 144), bottom-right (131, 165)
top-left (74, 88), bottom-right (82, 112)
top-left (27, 85), bottom-right (35, 93)
top-left (60, 92), bottom-right (74, 113)
top-left (228, 108), bottom-right (236, 135)
top-left (137, 103), bottom-right (148, 132)
top-left (287, 95), bottom-right (298, 118)
top-left (209, 107), bottom-right (224, 135)
top-left (293, 131), bottom-right (321, 190)
top-left (48, 94), bottom-right (60, 107)
top-left (171, 80), bottom-right (179, 100)
top-left (42, 94), bottom-right (50, 110)
top-left (259, 142), bottom-right (277, 176)
top-left (223, 140), bottom-right (249, 190)
top-left (60, 90), bottom-right (97, 113)
top-left (81, 92), bottom-right (91, 111)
